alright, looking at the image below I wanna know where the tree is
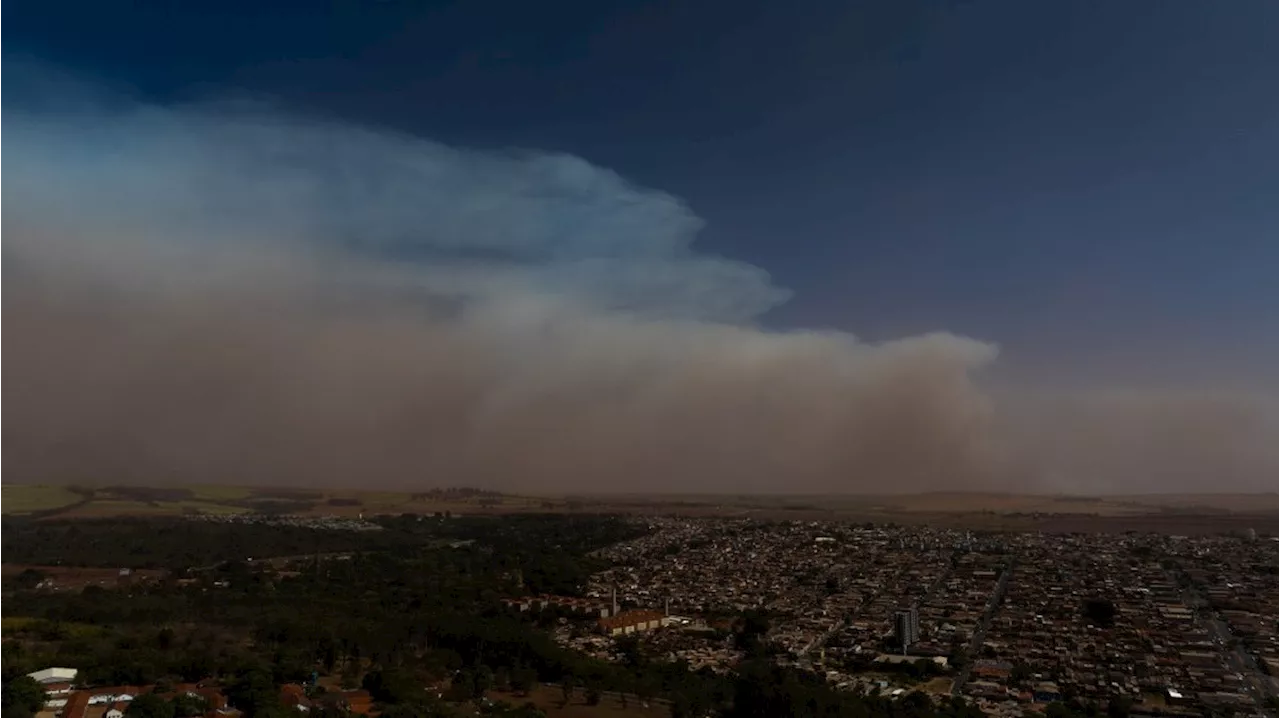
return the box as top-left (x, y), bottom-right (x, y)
top-left (155, 628), bottom-right (176, 651)
top-left (125, 693), bottom-right (176, 718)
top-left (513, 703), bottom-right (545, 718)
top-left (559, 678), bottom-right (574, 707)
top-left (339, 664), bottom-right (361, 690)
top-left (584, 685), bottom-right (601, 706)
top-left (226, 667), bottom-right (282, 717)
top-left (1106, 697), bottom-right (1133, 718)
top-left (735, 611), bottom-right (771, 656)
top-left (171, 694), bottom-right (208, 718)
top-left (472, 665), bottom-right (495, 700)
top-left (616, 636), bottom-right (645, 668)
top-left (947, 642), bottom-right (969, 672)
top-left (510, 665), bottom-right (536, 696)
top-left (14, 569), bottom-right (46, 591)
top-left (2, 676), bottom-right (46, 718)
top-left (1045, 702), bottom-right (1077, 718)
top-left (633, 676), bottom-right (657, 708)
top-left (493, 667), bottom-right (511, 692)
top-left (447, 670), bottom-right (475, 703)
top-left (363, 668), bottom-right (421, 705)
top-left (1082, 599), bottom-right (1116, 628)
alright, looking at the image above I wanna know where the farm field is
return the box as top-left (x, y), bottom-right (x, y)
top-left (1, 482), bottom-right (1273, 536)
top-left (0, 483), bottom-right (562, 520)
top-left (1, 484), bottom-right (83, 513)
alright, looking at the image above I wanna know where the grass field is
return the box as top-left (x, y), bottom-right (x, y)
top-left (1, 485), bottom-right (84, 513)
top-left (56, 499), bottom-right (176, 517)
top-left (1, 616), bottom-right (108, 640)
top-left (188, 484), bottom-right (255, 501)
top-left (54, 498), bottom-right (254, 518)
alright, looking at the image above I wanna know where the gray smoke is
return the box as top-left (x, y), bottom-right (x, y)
top-left (4, 73), bottom-right (1273, 494)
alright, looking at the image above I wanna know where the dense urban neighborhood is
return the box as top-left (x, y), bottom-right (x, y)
top-left (2, 508), bottom-right (1276, 718)
top-left (574, 519), bottom-right (1278, 716)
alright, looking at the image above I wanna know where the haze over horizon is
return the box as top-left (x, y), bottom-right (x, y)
top-left (3, 1), bottom-right (1275, 495)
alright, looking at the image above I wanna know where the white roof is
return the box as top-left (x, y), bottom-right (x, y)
top-left (26, 667), bottom-right (78, 684)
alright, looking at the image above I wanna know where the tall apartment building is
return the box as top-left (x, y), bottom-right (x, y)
top-left (893, 604), bottom-right (920, 653)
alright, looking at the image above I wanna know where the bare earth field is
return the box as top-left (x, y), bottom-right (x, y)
top-left (1, 564), bottom-right (167, 590)
top-left (1, 483), bottom-right (1273, 536)
top-left (483, 685), bottom-right (670, 718)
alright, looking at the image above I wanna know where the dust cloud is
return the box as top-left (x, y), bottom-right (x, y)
top-left (3, 74), bottom-right (1273, 494)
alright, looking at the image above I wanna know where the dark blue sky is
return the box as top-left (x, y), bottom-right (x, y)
top-left (7, 0), bottom-right (1275, 387)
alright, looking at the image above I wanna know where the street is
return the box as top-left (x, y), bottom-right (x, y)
top-left (951, 556), bottom-right (1016, 696)
top-left (1168, 566), bottom-right (1277, 718)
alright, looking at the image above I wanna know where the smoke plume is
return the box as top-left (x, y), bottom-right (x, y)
top-left (4, 70), bottom-right (1273, 494)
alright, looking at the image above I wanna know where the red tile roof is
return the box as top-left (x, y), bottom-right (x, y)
top-left (63, 691), bottom-right (91, 718)
top-left (598, 609), bottom-right (664, 630)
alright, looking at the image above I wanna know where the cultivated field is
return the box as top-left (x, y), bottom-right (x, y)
top-left (1, 484), bottom-right (83, 513)
top-left (0, 483), bottom-right (562, 520)
top-left (1, 483), bottom-right (1273, 536)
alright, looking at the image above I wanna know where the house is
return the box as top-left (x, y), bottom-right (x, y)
top-left (41, 682), bottom-right (76, 709)
top-left (1032, 682), bottom-right (1062, 703)
top-left (43, 682), bottom-right (75, 695)
top-left (87, 687), bottom-right (141, 705)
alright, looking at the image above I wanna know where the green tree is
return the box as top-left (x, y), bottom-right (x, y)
top-left (1082, 599), bottom-right (1116, 628)
top-left (171, 694), bottom-right (208, 718)
top-left (510, 665), bottom-right (536, 696)
top-left (1, 676), bottom-right (46, 718)
top-left (363, 668), bottom-right (421, 705)
top-left (1046, 702), bottom-right (1077, 718)
top-left (472, 665), bottom-right (495, 700)
top-left (124, 693), bottom-right (175, 718)
top-left (1106, 697), bottom-right (1133, 718)
top-left (14, 569), bottom-right (46, 591)
top-left (155, 628), bottom-right (176, 651)
top-left (226, 667), bottom-right (282, 717)
top-left (559, 678), bottom-right (573, 707)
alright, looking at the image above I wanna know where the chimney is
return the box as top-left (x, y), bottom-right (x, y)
top-left (611, 587), bottom-right (618, 617)
top-left (664, 597), bottom-right (670, 617)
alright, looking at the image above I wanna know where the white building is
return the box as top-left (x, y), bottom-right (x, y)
top-left (26, 667), bottom-right (78, 685)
